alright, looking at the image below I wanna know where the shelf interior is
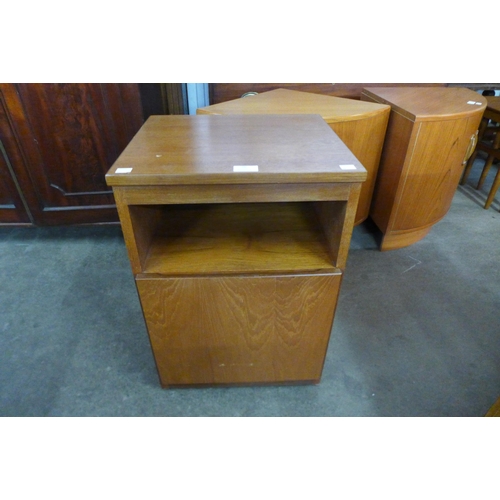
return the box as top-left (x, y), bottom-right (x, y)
top-left (130, 202), bottom-right (338, 276)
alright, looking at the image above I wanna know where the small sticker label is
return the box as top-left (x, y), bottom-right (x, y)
top-left (467, 101), bottom-right (477, 105)
top-left (115, 167), bottom-right (133, 173)
top-left (339, 165), bottom-right (357, 170)
top-left (233, 165), bottom-right (259, 172)
top-left (476, 102), bottom-right (482, 105)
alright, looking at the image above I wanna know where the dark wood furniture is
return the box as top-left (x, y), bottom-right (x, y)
top-left (106, 114), bottom-right (366, 387)
top-left (461, 95), bottom-right (500, 210)
top-left (0, 83), bottom-right (144, 225)
top-left (197, 88), bottom-right (390, 225)
top-left (361, 87), bottom-right (486, 250)
top-left (0, 98), bottom-right (31, 224)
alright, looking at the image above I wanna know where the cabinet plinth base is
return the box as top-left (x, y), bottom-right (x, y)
top-left (380, 226), bottom-right (432, 251)
top-left (159, 379), bottom-right (321, 389)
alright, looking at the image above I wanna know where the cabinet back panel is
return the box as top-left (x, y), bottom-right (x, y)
top-left (138, 202), bottom-right (337, 275)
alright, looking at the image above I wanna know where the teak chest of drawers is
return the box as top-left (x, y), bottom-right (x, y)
top-left (361, 87), bottom-right (486, 250)
top-left (197, 88), bottom-right (389, 226)
top-left (106, 114), bottom-right (366, 387)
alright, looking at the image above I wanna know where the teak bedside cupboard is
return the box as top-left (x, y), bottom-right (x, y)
top-left (106, 115), bottom-right (366, 387)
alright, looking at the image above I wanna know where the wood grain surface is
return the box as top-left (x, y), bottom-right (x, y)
top-left (361, 87), bottom-right (486, 122)
top-left (368, 110), bottom-right (415, 233)
top-left (0, 83), bottom-right (144, 225)
top-left (363, 87), bottom-right (486, 250)
top-left (136, 272), bottom-right (341, 386)
top-left (329, 113), bottom-right (388, 224)
top-left (391, 118), bottom-right (477, 231)
top-left (485, 396), bottom-right (500, 416)
top-left (109, 112), bottom-right (364, 387)
top-left (483, 95), bottom-right (500, 114)
top-left (209, 83), bottom-right (446, 103)
top-left (197, 89), bottom-right (388, 225)
top-left (198, 88), bottom-right (389, 122)
top-left (142, 202), bottom-right (337, 275)
top-left (0, 95), bottom-right (31, 223)
top-left (115, 182), bottom-right (352, 206)
top-left (106, 115), bottom-right (366, 186)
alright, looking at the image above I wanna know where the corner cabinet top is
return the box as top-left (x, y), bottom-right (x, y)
top-left (105, 114), bottom-right (367, 187)
top-left (361, 87), bottom-right (487, 122)
top-left (197, 88), bottom-right (390, 123)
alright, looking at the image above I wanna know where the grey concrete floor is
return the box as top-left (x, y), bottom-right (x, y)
top-left (1, 159), bottom-right (499, 417)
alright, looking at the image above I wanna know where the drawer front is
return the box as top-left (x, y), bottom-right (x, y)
top-left (136, 272), bottom-right (341, 387)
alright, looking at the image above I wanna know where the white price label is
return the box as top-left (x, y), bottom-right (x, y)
top-left (233, 165), bottom-right (259, 172)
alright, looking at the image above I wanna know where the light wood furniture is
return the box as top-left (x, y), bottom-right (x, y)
top-left (209, 84), bottom-right (447, 102)
top-left (361, 87), bottom-right (486, 251)
top-left (461, 96), bottom-right (500, 210)
top-left (485, 395), bottom-right (500, 416)
top-left (105, 114), bottom-right (366, 387)
top-left (198, 88), bottom-right (390, 225)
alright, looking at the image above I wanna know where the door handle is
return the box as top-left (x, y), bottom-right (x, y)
top-left (462, 131), bottom-right (478, 165)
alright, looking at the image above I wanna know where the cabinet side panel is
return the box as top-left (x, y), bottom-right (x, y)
top-left (391, 115), bottom-right (480, 231)
top-left (369, 111), bottom-right (415, 232)
top-left (314, 184), bottom-right (361, 270)
top-left (112, 190), bottom-right (164, 274)
top-left (136, 273), bottom-right (341, 386)
top-left (330, 109), bottom-right (389, 225)
top-left (314, 200), bottom-right (346, 267)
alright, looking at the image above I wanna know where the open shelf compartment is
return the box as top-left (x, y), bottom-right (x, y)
top-left (128, 201), bottom-right (343, 276)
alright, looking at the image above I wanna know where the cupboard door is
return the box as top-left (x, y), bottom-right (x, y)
top-left (136, 272), bottom-right (341, 387)
top-left (392, 116), bottom-right (479, 231)
top-left (1, 84), bottom-right (144, 225)
top-left (0, 93), bottom-right (31, 224)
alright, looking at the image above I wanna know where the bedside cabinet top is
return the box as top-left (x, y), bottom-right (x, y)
top-left (105, 114), bottom-right (367, 187)
top-left (197, 88), bottom-right (390, 123)
top-left (361, 87), bottom-right (487, 122)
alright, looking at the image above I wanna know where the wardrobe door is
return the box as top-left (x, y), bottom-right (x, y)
top-left (0, 91), bottom-right (31, 224)
top-left (1, 83), bottom-right (144, 225)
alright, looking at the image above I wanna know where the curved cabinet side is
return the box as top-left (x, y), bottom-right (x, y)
top-left (363, 88), bottom-right (485, 251)
top-left (390, 115), bottom-right (481, 232)
top-left (330, 108), bottom-right (389, 225)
